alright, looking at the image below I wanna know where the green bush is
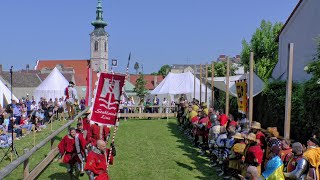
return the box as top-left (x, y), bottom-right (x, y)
top-left (253, 80), bottom-right (320, 143)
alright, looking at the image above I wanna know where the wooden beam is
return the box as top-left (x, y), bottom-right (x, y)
top-left (225, 57), bottom-right (230, 116)
top-left (200, 64), bottom-right (203, 103)
top-left (205, 64), bottom-right (208, 103)
top-left (24, 148), bottom-right (59, 180)
top-left (211, 62), bottom-right (215, 108)
top-left (119, 113), bottom-right (176, 118)
top-left (284, 43), bottom-right (294, 139)
top-left (249, 52), bottom-right (254, 126)
top-left (194, 65), bottom-right (196, 99)
top-left (23, 149), bottom-right (29, 178)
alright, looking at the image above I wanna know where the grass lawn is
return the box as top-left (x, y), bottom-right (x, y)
top-left (0, 120), bottom-right (73, 180)
top-left (38, 119), bottom-right (220, 180)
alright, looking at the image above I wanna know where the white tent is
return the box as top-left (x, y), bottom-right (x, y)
top-left (0, 79), bottom-right (19, 107)
top-left (34, 67), bottom-right (69, 102)
top-left (150, 72), bottom-right (212, 103)
top-left (209, 72), bottom-right (265, 97)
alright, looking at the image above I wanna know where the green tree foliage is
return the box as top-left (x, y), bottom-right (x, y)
top-left (207, 61), bottom-right (237, 77)
top-left (158, 64), bottom-right (171, 77)
top-left (150, 72), bottom-right (158, 75)
top-left (133, 73), bottom-right (148, 99)
top-left (240, 20), bottom-right (283, 82)
top-left (305, 37), bottom-right (320, 80)
top-left (134, 62), bottom-right (140, 74)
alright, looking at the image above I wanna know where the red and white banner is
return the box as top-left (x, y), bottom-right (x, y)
top-left (90, 73), bottom-right (125, 126)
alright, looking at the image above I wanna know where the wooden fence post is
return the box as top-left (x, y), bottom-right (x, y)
top-left (23, 148), bottom-right (29, 178)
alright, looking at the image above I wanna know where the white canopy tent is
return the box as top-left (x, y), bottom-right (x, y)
top-left (150, 72), bottom-right (212, 104)
top-left (210, 72), bottom-right (265, 97)
top-left (34, 67), bottom-right (69, 103)
top-left (0, 79), bottom-right (18, 107)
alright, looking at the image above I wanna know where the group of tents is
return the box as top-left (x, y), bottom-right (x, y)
top-left (0, 67), bottom-right (68, 107)
top-left (0, 67), bottom-right (265, 108)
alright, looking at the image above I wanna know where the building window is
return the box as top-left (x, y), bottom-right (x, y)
top-left (94, 41), bottom-right (98, 51)
top-left (104, 42), bottom-right (107, 52)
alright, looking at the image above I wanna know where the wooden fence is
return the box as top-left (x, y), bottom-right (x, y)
top-left (119, 105), bottom-right (177, 119)
top-left (0, 107), bottom-right (89, 180)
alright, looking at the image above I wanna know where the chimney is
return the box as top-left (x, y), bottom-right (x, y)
top-left (154, 76), bottom-right (158, 87)
top-left (0, 64), bottom-right (2, 73)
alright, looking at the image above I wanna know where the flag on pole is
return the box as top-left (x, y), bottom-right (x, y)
top-left (127, 52), bottom-right (131, 68)
top-left (90, 73), bottom-right (126, 126)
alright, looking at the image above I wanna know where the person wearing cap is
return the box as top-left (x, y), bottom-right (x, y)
top-left (242, 133), bottom-right (263, 176)
top-left (284, 142), bottom-right (308, 179)
top-left (225, 132), bottom-right (246, 178)
top-left (302, 137), bottom-right (320, 180)
top-left (7, 116), bottom-right (22, 140)
top-left (64, 81), bottom-right (78, 120)
top-left (250, 121), bottom-right (266, 149)
top-left (201, 103), bottom-right (208, 117)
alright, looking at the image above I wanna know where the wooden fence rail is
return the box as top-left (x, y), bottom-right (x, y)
top-left (0, 107), bottom-right (90, 180)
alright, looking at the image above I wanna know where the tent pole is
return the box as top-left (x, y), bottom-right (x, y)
top-left (200, 64), bottom-right (202, 103)
top-left (225, 57), bottom-right (230, 116)
top-left (205, 64), bottom-right (208, 103)
top-left (211, 61), bottom-right (214, 108)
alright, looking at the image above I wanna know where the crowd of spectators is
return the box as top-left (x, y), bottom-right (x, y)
top-left (0, 95), bottom-right (85, 148)
top-left (176, 97), bottom-right (320, 180)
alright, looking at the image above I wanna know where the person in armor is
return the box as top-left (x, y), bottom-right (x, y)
top-left (58, 127), bottom-right (86, 176)
top-left (65, 81), bottom-right (78, 120)
top-left (89, 123), bottom-right (111, 147)
top-left (284, 142), bottom-right (308, 180)
top-left (85, 140), bottom-right (116, 180)
top-left (303, 137), bottom-right (320, 180)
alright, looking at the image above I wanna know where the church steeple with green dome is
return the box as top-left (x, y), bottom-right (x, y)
top-left (91, 0), bottom-right (107, 29)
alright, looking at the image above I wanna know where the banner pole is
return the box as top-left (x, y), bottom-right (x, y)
top-left (107, 53), bottom-right (131, 171)
top-left (249, 52), bottom-right (254, 127)
top-left (194, 65), bottom-right (196, 99)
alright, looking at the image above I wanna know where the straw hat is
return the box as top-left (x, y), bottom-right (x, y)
top-left (267, 127), bottom-right (279, 138)
top-left (85, 109), bottom-right (91, 114)
top-left (192, 105), bottom-right (199, 112)
top-left (232, 132), bottom-right (244, 140)
top-left (251, 121), bottom-right (262, 130)
top-left (246, 133), bottom-right (257, 142)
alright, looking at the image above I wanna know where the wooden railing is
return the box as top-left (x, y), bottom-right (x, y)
top-left (0, 107), bottom-right (90, 180)
top-left (119, 105), bottom-right (177, 119)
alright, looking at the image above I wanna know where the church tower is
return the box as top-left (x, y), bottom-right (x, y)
top-left (90, 0), bottom-right (108, 72)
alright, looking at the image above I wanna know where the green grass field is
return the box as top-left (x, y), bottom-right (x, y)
top-left (1, 118), bottom-right (220, 179)
top-left (38, 119), bottom-right (220, 180)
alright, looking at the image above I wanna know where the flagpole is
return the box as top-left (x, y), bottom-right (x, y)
top-left (107, 52), bottom-right (131, 171)
top-left (200, 64), bottom-right (203, 103)
top-left (194, 65), bottom-right (196, 99)
top-left (211, 61), bottom-right (214, 108)
top-left (225, 57), bottom-right (230, 116)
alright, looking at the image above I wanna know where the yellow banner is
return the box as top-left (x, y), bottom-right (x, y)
top-left (235, 80), bottom-right (247, 114)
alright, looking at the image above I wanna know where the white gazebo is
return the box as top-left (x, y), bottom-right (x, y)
top-left (0, 79), bottom-right (19, 107)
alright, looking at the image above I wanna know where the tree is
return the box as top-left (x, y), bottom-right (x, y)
top-left (150, 72), bottom-right (158, 75)
top-left (240, 20), bottom-right (283, 82)
top-left (158, 65), bottom-right (171, 77)
top-left (305, 37), bottom-right (320, 81)
top-left (134, 62), bottom-right (140, 74)
top-left (207, 61), bottom-right (237, 77)
top-left (134, 73), bottom-right (148, 99)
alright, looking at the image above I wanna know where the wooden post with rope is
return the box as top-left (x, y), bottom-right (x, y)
top-left (194, 65), bottom-right (196, 99)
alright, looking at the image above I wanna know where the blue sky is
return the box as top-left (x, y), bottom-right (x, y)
top-left (0, 0), bottom-right (298, 74)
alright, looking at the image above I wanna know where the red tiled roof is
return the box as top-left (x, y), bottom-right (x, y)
top-left (35, 60), bottom-right (90, 86)
top-left (129, 74), bottom-right (164, 90)
top-left (276, 0), bottom-right (303, 42)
